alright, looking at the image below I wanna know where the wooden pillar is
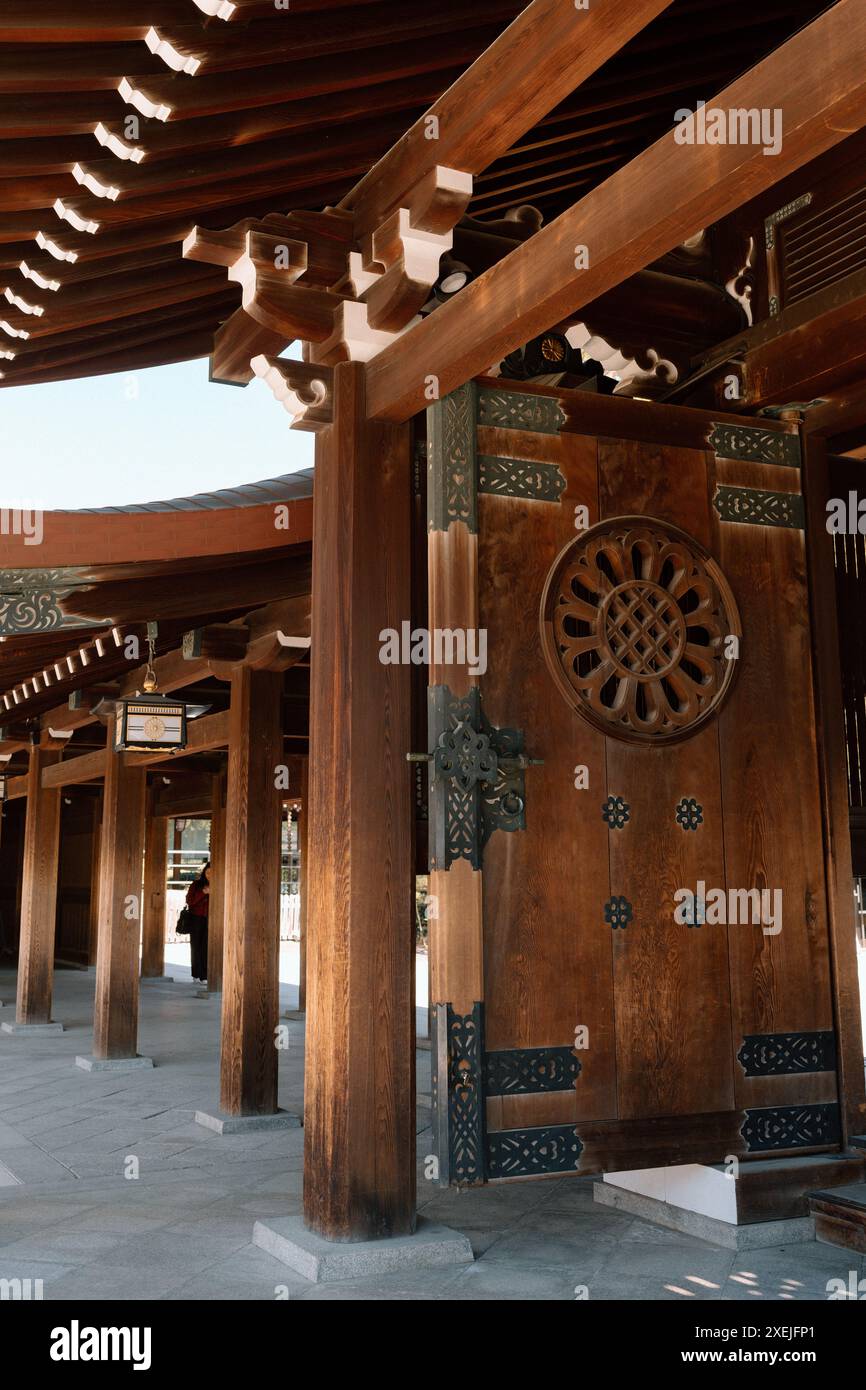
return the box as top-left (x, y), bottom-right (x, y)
top-left (92, 723), bottom-right (147, 1060)
top-left (140, 786), bottom-right (168, 978)
top-left (297, 754), bottom-right (309, 1013)
top-left (15, 747), bottom-right (62, 1025)
top-left (87, 793), bottom-right (102, 967)
top-left (207, 768), bottom-right (227, 994)
top-left (219, 667), bottom-right (283, 1115)
top-left (427, 385), bottom-right (483, 1019)
top-left (803, 433), bottom-right (866, 1140)
top-left (304, 361), bottom-right (415, 1242)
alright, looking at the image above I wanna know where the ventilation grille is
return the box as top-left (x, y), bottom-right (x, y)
top-left (781, 183), bottom-right (866, 309)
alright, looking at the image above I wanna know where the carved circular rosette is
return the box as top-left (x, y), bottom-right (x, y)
top-left (539, 516), bottom-right (741, 744)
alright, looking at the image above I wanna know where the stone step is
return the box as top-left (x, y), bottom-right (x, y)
top-left (809, 1182), bottom-right (866, 1254)
top-left (732, 1152), bottom-right (866, 1224)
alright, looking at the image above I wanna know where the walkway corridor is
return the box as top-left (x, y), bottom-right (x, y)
top-left (0, 969), bottom-right (862, 1302)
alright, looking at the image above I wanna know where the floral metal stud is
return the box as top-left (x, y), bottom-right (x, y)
top-left (675, 796), bottom-right (704, 832)
top-left (605, 895), bottom-right (633, 930)
top-left (602, 795), bottom-right (630, 830)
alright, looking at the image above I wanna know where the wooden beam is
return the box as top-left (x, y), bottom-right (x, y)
top-left (365, 0), bottom-right (866, 421)
top-left (0, 2), bottom-right (186, 43)
top-left (304, 361), bottom-right (415, 1240)
top-left (220, 666), bottom-right (283, 1115)
top-left (4, 773), bottom-right (28, 800)
top-left (14, 748), bottom-right (61, 1026)
top-left (125, 709), bottom-right (230, 768)
top-left (183, 622), bottom-right (250, 664)
top-left (42, 746), bottom-right (107, 789)
top-left (342, 0), bottom-right (676, 239)
top-left (92, 720), bottom-right (147, 1061)
top-left (741, 269), bottom-right (866, 410)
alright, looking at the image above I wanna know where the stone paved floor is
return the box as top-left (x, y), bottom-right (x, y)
top-left (0, 966), bottom-right (862, 1302)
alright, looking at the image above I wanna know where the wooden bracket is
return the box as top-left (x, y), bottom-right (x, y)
top-left (359, 167), bottom-right (473, 332)
top-left (182, 624), bottom-right (249, 663)
top-left (250, 357), bottom-right (333, 432)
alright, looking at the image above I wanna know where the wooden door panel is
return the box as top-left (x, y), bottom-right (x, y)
top-left (432, 383), bottom-right (842, 1184)
top-left (479, 426), bottom-right (617, 1126)
top-left (711, 457), bottom-right (836, 1114)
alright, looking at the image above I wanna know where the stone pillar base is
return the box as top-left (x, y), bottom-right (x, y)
top-left (253, 1214), bottom-right (473, 1283)
top-left (75, 1054), bottom-right (154, 1072)
top-left (195, 1108), bottom-right (299, 1135)
top-left (2, 1021), bottom-right (64, 1035)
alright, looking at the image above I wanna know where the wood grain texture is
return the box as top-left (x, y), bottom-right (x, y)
top-left (575, 1110), bottom-right (746, 1175)
top-left (366, 0), bottom-right (866, 420)
top-left (479, 424), bottom-right (616, 1128)
top-left (598, 439), bottom-right (734, 1119)
top-left (140, 786), bottom-right (167, 979)
top-left (219, 667), bottom-right (283, 1115)
top-left (303, 362), bottom-right (415, 1241)
top-left (15, 748), bottom-right (61, 1025)
top-left (344, 0), bottom-right (675, 237)
top-left (87, 792), bottom-right (102, 967)
top-left (428, 519), bottom-right (484, 1015)
top-left (296, 755), bottom-right (309, 1014)
top-left (207, 769), bottom-right (227, 995)
top-left (712, 455), bottom-right (836, 1114)
top-left (92, 722), bottom-right (146, 1060)
top-left (802, 436), bottom-right (866, 1141)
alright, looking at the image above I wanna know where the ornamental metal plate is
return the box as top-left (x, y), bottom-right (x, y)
top-left (428, 686), bottom-right (526, 870)
top-left (707, 423), bottom-right (800, 469)
top-left (713, 485), bottom-right (804, 529)
top-left (540, 517), bottom-right (741, 744)
top-left (476, 386), bottom-right (565, 435)
top-left (737, 1031), bottom-right (836, 1077)
top-left (432, 1002), bottom-right (485, 1187)
top-left (483, 1047), bottom-right (581, 1096)
top-left (486, 1125), bottom-right (583, 1179)
top-left (427, 382), bottom-right (477, 533)
top-left (740, 1103), bottom-right (841, 1152)
top-left (0, 568), bottom-right (92, 635)
top-left (478, 454), bottom-right (566, 503)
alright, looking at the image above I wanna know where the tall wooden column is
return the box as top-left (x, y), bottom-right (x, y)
top-left (207, 768), bottom-right (227, 994)
top-left (304, 361), bottom-right (415, 1242)
top-left (140, 786), bottom-right (167, 978)
top-left (220, 667), bottom-right (283, 1115)
top-left (15, 747), bottom-right (62, 1025)
top-left (92, 723), bottom-right (147, 1060)
top-left (297, 754), bottom-right (309, 1013)
top-left (88, 793), bottom-right (103, 967)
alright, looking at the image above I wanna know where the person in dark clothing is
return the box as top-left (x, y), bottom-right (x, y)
top-left (186, 861), bottom-right (210, 983)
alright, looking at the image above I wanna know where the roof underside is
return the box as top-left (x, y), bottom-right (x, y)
top-left (0, 0), bottom-right (832, 388)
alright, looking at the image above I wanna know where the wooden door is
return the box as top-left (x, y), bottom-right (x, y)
top-left (428, 380), bottom-right (848, 1183)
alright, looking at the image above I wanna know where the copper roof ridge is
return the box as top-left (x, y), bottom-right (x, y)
top-left (49, 468), bottom-right (314, 516)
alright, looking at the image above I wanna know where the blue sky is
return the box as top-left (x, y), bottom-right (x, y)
top-left (0, 354), bottom-right (313, 511)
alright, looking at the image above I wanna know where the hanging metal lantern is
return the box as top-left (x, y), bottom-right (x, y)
top-left (114, 623), bottom-right (188, 754)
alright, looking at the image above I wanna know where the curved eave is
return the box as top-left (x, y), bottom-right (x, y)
top-left (0, 469), bottom-right (313, 569)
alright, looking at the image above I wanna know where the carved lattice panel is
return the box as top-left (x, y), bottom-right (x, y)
top-left (540, 517), bottom-right (741, 744)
